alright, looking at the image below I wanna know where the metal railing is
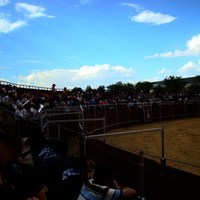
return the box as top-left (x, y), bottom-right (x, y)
top-left (81, 127), bottom-right (165, 200)
top-left (81, 127), bottom-right (165, 163)
top-left (0, 80), bottom-right (63, 91)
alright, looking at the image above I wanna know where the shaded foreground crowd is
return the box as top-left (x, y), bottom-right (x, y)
top-left (0, 110), bottom-right (138, 200)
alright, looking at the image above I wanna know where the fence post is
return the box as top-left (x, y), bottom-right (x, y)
top-left (57, 124), bottom-right (61, 140)
top-left (139, 151), bottom-right (145, 200)
top-left (80, 105), bottom-right (85, 129)
top-left (161, 126), bottom-right (166, 168)
top-left (159, 102), bottom-right (162, 122)
top-left (160, 126), bottom-right (166, 200)
top-left (142, 103), bottom-right (145, 123)
top-left (116, 103), bottom-right (119, 126)
top-left (103, 117), bottom-right (106, 134)
top-left (47, 120), bottom-right (49, 139)
top-left (184, 101), bottom-right (187, 118)
top-left (80, 132), bottom-right (87, 158)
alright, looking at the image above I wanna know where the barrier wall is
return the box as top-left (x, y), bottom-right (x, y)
top-left (9, 101), bottom-right (200, 200)
top-left (86, 140), bottom-right (200, 200)
top-left (82, 102), bottom-right (200, 133)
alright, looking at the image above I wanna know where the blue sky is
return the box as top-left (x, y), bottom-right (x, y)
top-left (0, 0), bottom-right (200, 89)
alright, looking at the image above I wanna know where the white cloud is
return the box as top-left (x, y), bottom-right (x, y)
top-left (113, 65), bottom-right (134, 77)
top-left (187, 34), bottom-right (200, 55)
top-left (0, 16), bottom-right (26, 33)
top-left (15, 3), bottom-right (54, 19)
top-left (148, 34), bottom-right (200, 58)
top-left (178, 61), bottom-right (200, 75)
top-left (157, 68), bottom-right (171, 75)
top-left (145, 76), bottom-right (161, 83)
top-left (0, 2), bottom-right (54, 33)
top-left (72, 64), bottom-right (109, 80)
top-left (122, 2), bottom-right (175, 25)
top-left (131, 10), bottom-right (175, 25)
top-left (121, 2), bottom-right (143, 11)
top-left (17, 64), bottom-right (135, 89)
top-left (0, 0), bottom-right (9, 6)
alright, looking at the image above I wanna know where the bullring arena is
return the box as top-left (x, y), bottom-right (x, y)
top-left (106, 117), bottom-right (200, 176)
top-left (0, 81), bottom-right (200, 200)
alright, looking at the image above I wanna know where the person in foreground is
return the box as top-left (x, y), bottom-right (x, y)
top-left (0, 110), bottom-right (48, 200)
top-left (77, 164), bottom-right (138, 200)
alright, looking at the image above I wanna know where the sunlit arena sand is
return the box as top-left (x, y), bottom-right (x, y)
top-left (106, 117), bottom-right (200, 176)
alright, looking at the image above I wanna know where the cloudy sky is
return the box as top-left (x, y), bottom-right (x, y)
top-left (0, 0), bottom-right (200, 89)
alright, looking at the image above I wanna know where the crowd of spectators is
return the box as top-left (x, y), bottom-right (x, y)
top-left (1, 82), bottom-right (199, 199)
top-left (0, 109), bottom-right (138, 200)
top-left (1, 83), bottom-right (200, 120)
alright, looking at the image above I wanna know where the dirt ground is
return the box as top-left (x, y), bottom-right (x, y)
top-left (106, 117), bottom-right (200, 176)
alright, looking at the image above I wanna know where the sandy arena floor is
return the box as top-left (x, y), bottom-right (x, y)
top-left (106, 117), bottom-right (200, 176)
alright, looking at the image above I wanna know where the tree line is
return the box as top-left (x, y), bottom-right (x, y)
top-left (69, 75), bottom-right (200, 97)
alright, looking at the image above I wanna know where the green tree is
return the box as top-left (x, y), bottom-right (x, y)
top-left (164, 75), bottom-right (186, 93)
top-left (124, 83), bottom-right (135, 95)
top-left (85, 85), bottom-right (93, 93)
top-left (71, 87), bottom-right (83, 94)
top-left (194, 75), bottom-right (200, 84)
top-left (135, 81), bottom-right (153, 93)
top-left (96, 85), bottom-right (106, 94)
top-left (187, 75), bottom-right (200, 96)
top-left (107, 81), bottom-right (126, 94)
top-left (153, 85), bottom-right (166, 95)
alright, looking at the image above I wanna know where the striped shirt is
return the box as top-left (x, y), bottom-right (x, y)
top-left (77, 179), bottom-right (122, 200)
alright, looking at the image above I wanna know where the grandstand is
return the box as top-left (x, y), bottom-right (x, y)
top-left (0, 81), bottom-right (199, 200)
